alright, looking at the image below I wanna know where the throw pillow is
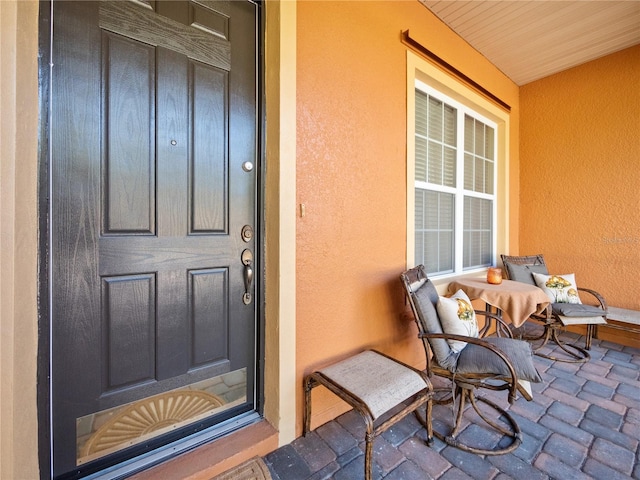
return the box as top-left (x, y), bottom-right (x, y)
top-left (436, 289), bottom-right (479, 353)
top-left (532, 272), bottom-right (582, 304)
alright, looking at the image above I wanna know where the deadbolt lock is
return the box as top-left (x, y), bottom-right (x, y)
top-left (241, 225), bottom-right (254, 243)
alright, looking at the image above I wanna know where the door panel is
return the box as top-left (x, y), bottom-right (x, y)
top-left (102, 274), bottom-right (157, 389)
top-left (191, 61), bottom-right (228, 234)
top-left (102, 32), bottom-right (156, 235)
top-left (191, 268), bottom-right (229, 365)
top-left (51, 1), bottom-right (258, 477)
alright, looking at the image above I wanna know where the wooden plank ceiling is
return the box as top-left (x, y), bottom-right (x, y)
top-left (419, 0), bottom-right (640, 85)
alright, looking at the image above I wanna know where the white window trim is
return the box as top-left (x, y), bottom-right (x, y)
top-left (414, 80), bottom-right (498, 276)
top-left (406, 50), bottom-right (511, 285)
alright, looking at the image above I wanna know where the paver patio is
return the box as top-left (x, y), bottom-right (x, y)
top-left (264, 330), bottom-right (640, 479)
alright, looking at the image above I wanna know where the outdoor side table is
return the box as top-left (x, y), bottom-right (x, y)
top-left (303, 350), bottom-right (433, 480)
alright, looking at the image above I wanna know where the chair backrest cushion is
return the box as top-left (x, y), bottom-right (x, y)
top-left (411, 278), bottom-right (457, 370)
top-left (503, 258), bottom-right (548, 286)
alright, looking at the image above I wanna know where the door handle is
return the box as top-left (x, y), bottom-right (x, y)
top-left (241, 249), bottom-right (253, 305)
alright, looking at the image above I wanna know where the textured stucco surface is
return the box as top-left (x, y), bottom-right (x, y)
top-left (520, 45), bottom-right (640, 310)
top-left (296, 0), bottom-right (519, 431)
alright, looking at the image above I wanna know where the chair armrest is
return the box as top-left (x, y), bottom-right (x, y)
top-left (419, 332), bottom-right (519, 403)
top-left (475, 310), bottom-right (514, 338)
top-left (577, 287), bottom-right (607, 311)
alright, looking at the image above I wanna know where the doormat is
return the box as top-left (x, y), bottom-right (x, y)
top-left (211, 457), bottom-right (272, 480)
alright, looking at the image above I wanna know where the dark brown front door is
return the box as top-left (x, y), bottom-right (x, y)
top-left (50, 1), bottom-right (259, 477)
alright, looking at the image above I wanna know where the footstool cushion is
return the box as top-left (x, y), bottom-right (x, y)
top-left (304, 350), bottom-right (432, 480)
top-left (317, 350), bottom-right (429, 419)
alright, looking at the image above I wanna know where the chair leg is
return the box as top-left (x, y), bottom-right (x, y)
top-left (516, 322), bottom-right (590, 363)
top-left (303, 376), bottom-right (315, 436)
top-left (364, 430), bottom-right (373, 480)
top-left (535, 325), bottom-right (590, 363)
top-left (469, 394), bottom-right (518, 438)
top-left (585, 324), bottom-right (595, 350)
top-left (413, 397), bottom-right (435, 447)
top-left (447, 386), bottom-right (467, 440)
top-left (511, 321), bottom-right (550, 345)
top-left (433, 385), bottom-right (522, 455)
top-left (426, 395), bottom-right (434, 446)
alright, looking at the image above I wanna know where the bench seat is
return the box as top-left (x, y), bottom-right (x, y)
top-left (603, 306), bottom-right (640, 334)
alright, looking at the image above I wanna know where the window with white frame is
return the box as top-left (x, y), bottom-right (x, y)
top-left (414, 80), bottom-right (497, 276)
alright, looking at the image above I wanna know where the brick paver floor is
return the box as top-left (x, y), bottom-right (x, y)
top-left (264, 330), bottom-right (640, 479)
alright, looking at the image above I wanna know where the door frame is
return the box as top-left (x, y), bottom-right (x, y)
top-left (36, 1), bottom-right (269, 478)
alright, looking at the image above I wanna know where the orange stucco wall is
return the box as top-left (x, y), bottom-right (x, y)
top-left (520, 46), bottom-right (640, 311)
top-left (296, 1), bottom-right (519, 432)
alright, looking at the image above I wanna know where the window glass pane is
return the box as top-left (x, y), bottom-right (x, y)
top-left (474, 156), bottom-right (484, 193)
top-left (415, 189), bottom-right (425, 230)
top-left (464, 115), bottom-right (474, 152)
top-left (416, 94), bottom-right (458, 188)
top-left (415, 189), bottom-right (454, 275)
top-left (437, 192), bottom-right (454, 273)
top-left (415, 229), bottom-right (425, 268)
top-left (485, 125), bottom-right (495, 159)
top-left (444, 104), bottom-right (456, 146)
top-left (427, 141), bottom-right (443, 185)
top-left (475, 120), bottom-right (484, 157)
top-left (439, 231), bottom-right (454, 272)
top-left (428, 96), bottom-right (443, 140)
top-left (485, 160), bottom-right (494, 195)
top-left (425, 192), bottom-right (440, 230)
top-left (438, 191), bottom-right (454, 225)
top-left (463, 196), bottom-right (492, 269)
top-left (415, 90), bottom-right (428, 137)
top-left (464, 153), bottom-right (473, 190)
top-left (415, 136), bottom-right (428, 183)
top-left (463, 116), bottom-right (495, 195)
top-left (424, 232), bottom-right (439, 273)
top-left (415, 189), bottom-right (425, 265)
top-left (443, 146), bottom-right (456, 187)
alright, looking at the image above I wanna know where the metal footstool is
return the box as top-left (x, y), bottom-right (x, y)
top-left (303, 350), bottom-right (433, 480)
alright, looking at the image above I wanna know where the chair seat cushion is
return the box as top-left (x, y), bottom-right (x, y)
top-left (552, 303), bottom-right (605, 317)
top-left (454, 337), bottom-right (542, 383)
top-left (554, 303), bottom-right (607, 325)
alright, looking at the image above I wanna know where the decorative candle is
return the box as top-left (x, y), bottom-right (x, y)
top-left (487, 267), bottom-right (503, 285)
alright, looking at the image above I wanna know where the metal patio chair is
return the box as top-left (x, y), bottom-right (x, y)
top-left (401, 265), bottom-right (542, 455)
top-left (501, 254), bottom-right (608, 363)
